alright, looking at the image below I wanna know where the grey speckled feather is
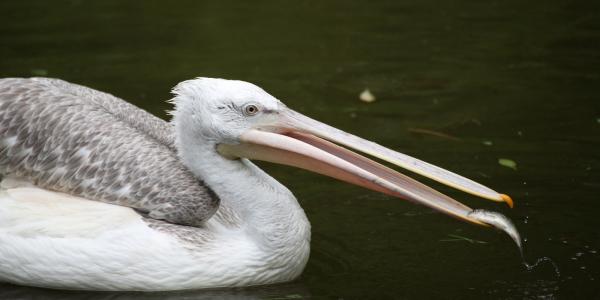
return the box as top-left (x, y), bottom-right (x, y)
top-left (0, 77), bottom-right (219, 226)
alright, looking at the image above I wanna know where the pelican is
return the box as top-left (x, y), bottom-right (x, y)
top-left (0, 77), bottom-right (514, 291)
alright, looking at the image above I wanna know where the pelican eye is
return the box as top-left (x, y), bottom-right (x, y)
top-left (242, 103), bottom-right (260, 116)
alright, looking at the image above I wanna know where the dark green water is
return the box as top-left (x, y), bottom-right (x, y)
top-left (1, 0), bottom-right (599, 299)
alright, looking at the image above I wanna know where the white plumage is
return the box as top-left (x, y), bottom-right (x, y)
top-left (0, 176), bottom-right (309, 291)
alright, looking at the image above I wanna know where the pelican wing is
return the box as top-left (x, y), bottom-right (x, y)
top-left (0, 78), bottom-right (219, 226)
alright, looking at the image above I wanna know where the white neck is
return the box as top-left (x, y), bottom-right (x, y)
top-left (173, 124), bottom-right (310, 251)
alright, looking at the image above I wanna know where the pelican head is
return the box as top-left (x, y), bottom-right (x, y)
top-left (171, 77), bottom-right (513, 227)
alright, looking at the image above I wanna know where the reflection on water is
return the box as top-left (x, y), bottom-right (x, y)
top-left (0, 0), bottom-right (599, 298)
top-left (0, 282), bottom-right (310, 300)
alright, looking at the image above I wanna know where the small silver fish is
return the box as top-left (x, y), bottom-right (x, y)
top-left (468, 209), bottom-right (522, 249)
top-left (469, 210), bottom-right (561, 277)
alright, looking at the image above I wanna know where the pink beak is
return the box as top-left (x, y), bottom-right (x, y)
top-left (217, 107), bottom-right (513, 226)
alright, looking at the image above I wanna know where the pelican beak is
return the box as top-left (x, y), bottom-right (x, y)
top-left (217, 108), bottom-right (513, 226)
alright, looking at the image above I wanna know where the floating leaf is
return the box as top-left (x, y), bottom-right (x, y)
top-left (30, 69), bottom-right (48, 76)
top-left (482, 140), bottom-right (493, 146)
top-left (440, 234), bottom-right (487, 244)
top-left (408, 127), bottom-right (461, 141)
top-left (359, 88), bottom-right (376, 103)
top-left (498, 158), bottom-right (517, 170)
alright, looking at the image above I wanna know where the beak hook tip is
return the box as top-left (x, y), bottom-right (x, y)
top-left (500, 194), bottom-right (514, 208)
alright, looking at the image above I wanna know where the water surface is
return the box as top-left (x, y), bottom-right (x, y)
top-left (1, 0), bottom-right (599, 298)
